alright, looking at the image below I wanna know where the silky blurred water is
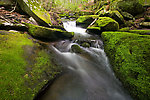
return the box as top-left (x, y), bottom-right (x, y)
top-left (39, 21), bottom-right (132, 100)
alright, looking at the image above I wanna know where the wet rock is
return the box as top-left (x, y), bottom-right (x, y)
top-left (117, 0), bottom-right (144, 16)
top-left (87, 17), bottom-right (119, 34)
top-left (25, 23), bottom-right (74, 41)
top-left (16, 0), bottom-right (52, 27)
top-left (81, 42), bottom-right (90, 48)
top-left (76, 15), bottom-right (99, 28)
top-left (71, 44), bottom-right (83, 53)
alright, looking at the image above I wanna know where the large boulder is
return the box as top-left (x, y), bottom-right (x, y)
top-left (25, 23), bottom-right (74, 41)
top-left (102, 31), bottom-right (150, 100)
top-left (16, 0), bottom-right (52, 27)
top-left (99, 10), bottom-right (125, 24)
top-left (86, 17), bottom-right (119, 34)
top-left (76, 15), bottom-right (99, 28)
top-left (117, 0), bottom-right (144, 16)
top-left (0, 30), bottom-right (62, 99)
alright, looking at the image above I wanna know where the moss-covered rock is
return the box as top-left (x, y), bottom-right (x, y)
top-left (102, 31), bottom-right (150, 100)
top-left (99, 10), bottom-right (124, 24)
top-left (25, 23), bottom-right (74, 41)
top-left (117, 0), bottom-right (144, 16)
top-left (71, 44), bottom-right (83, 54)
top-left (87, 17), bottom-right (119, 34)
top-left (81, 42), bottom-right (90, 48)
top-left (129, 29), bottom-right (150, 35)
top-left (0, 30), bottom-right (62, 100)
top-left (76, 15), bottom-right (99, 28)
top-left (86, 27), bottom-right (101, 34)
top-left (16, 0), bottom-right (52, 27)
top-left (119, 27), bottom-right (130, 32)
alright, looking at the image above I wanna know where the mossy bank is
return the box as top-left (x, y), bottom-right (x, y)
top-left (102, 31), bottom-right (150, 100)
top-left (0, 30), bottom-right (62, 100)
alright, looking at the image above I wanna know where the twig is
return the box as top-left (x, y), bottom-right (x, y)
top-left (10, 1), bottom-right (17, 13)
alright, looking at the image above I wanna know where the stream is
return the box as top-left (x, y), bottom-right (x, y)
top-left (39, 20), bottom-right (132, 100)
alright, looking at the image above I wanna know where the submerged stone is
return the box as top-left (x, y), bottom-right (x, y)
top-left (25, 23), bottom-right (74, 41)
top-left (76, 15), bottom-right (99, 28)
top-left (102, 31), bottom-right (150, 100)
top-left (17, 0), bottom-right (52, 27)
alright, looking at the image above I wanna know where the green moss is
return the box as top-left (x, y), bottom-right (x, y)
top-left (17, 0), bottom-right (52, 26)
top-left (76, 15), bottom-right (99, 28)
top-left (0, 31), bottom-right (33, 99)
top-left (102, 31), bottom-right (150, 100)
top-left (81, 42), bottom-right (90, 48)
top-left (76, 15), bottom-right (99, 23)
top-left (86, 27), bottom-right (101, 34)
top-left (119, 27), bottom-right (130, 32)
top-left (71, 44), bottom-right (83, 53)
top-left (117, 0), bottom-right (144, 16)
top-left (0, 31), bottom-right (62, 99)
top-left (129, 30), bottom-right (150, 35)
top-left (94, 17), bottom-right (119, 31)
top-left (25, 23), bottom-right (74, 41)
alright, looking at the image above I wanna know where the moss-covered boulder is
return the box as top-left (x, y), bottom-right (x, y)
top-left (117, 0), bottom-right (144, 16)
top-left (16, 0), bottom-right (52, 27)
top-left (71, 44), bottom-right (83, 54)
top-left (25, 23), bottom-right (74, 41)
top-left (0, 30), bottom-right (62, 100)
top-left (102, 31), bottom-right (150, 100)
top-left (86, 27), bottom-right (101, 34)
top-left (99, 10), bottom-right (124, 24)
top-left (129, 29), bottom-right (150, 35)
top-left (76, 15), bottom-right (99, 28)
top-left (87, 17), bottom-right (119, 34)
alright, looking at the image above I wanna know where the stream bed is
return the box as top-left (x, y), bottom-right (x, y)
top-left (38, 21), bottom-right (132, 100)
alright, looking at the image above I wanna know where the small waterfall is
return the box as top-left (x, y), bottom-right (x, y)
top-left (40, 21), bottom-right (132, 100)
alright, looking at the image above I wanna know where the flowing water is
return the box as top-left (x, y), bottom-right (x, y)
top-left (39, 21), bottom-right (132, 100)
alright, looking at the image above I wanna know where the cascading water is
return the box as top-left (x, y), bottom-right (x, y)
top-left (39, 21), bottom-right (132, 100)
